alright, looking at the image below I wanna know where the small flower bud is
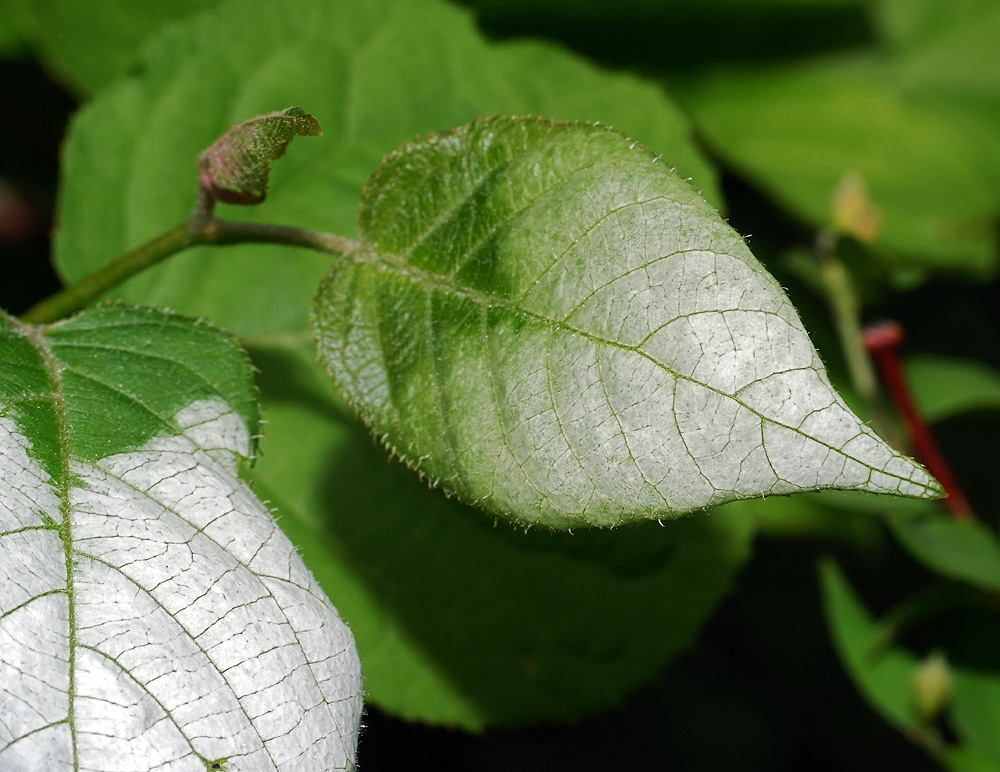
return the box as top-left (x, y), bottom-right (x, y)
top-left (913, 650), bottom-right (953, 723)
top-left (830, 171), bottom-right (881, 242)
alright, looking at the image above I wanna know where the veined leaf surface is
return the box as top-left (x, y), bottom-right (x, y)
top-left (0, 307), bottom-right (362, 770)
top-left (313, 116), bottom-right (942, 528)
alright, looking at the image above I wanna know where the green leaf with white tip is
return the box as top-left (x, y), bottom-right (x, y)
top-left (312, 115), bottom-right (943, 529)
top-left (0, 306), bottom-right (361, 771)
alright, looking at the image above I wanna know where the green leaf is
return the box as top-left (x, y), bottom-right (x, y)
top-left (875, 0), bottom-right (1000, 108)
top-left (888, 509), bottom-right (1000, 592)
top-left (54, 0), bottom-right (719, 337)
top-left (907, 355), bottom-right (1000, 423)
top-left (943, 746), bottom-right (1000, 772)
top-left (819, 557), bottom-right (921, 732)
top-left (3, 0), bottom-right (223, 95)
top-left (0, 307), bottom-right (362, 769)
top-left (945, 616), bottom-right (1000, 768)
top-left (198, 107), bottom-right (322, 205)
top-left (822, 559), bottom-right (1000, 765)
top-left (246, 340), bottom-right (754, 728)
top-left (312, 115), bottom-right (941, 528)
top-left (0, 0), bottom-right (29, 55)
top-left (952, 669), bottom-right (1000, 768)
top-left (953, 665), bottom-right (1000, 768)
top-left (675, 55), bottom-right (1000, 275)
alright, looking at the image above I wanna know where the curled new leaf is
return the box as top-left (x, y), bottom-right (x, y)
top-left (312, 115), bottom-right (942, 529)
top-left (198, 106), bottom-right (321, 205)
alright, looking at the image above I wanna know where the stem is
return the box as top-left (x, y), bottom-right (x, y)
top-left (864, 321), bottom-right (975, 519)
top-left (814, 228), bottom-right (895, 442)
top-left (21, 189), bottom-right (357, 325)
top-left (204, 220), bottom-right (356, 255)
top-left (22, 225), bottom-right (196, 324)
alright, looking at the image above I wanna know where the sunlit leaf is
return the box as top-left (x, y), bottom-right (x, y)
top-left (0, 307), bottom-right (362, 770)
top-left (312, 115), bottom-right (942, 528)
top-left (675, 56), bottom-right (1000, 275)
top-left (943, 746), bottom-right (1000, 772)
top-left (2, 0), bottom-right (223, 95)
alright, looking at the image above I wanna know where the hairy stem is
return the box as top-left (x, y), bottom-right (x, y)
top-left (22, 192), bottom-right (356, 325)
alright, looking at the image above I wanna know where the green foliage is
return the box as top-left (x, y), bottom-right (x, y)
top-left (821, 559), bottom-right (1000, 770)
top-left (0, 305), bottom-right (257, 471)
top-left (53, 0), bottom-right (718, 337)
top-left (907, 355), bottom-right (1000, 423)
top-left (820, 557), bottom-right (922, 732)
top-left (672, 0), bottom-right (1000, 277)
top-left (888, 510), bottom-right (1000, 592)
top-left (1, 0), bottom-right (223, 94)
top-left (4, 0), bottom-right (1000, 767)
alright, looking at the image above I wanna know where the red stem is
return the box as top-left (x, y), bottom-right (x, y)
top-left (864, 321), bottom-right (974, 519)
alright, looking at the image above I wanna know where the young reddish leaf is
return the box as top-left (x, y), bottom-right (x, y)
top-left (198, 106), bottom-right (321, 205)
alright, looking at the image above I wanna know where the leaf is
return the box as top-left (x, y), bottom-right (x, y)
top-left (875, 0), bottom-right (1000, 109)
top-left (199, 107), bottom-right (322, 205)
top-left (53, 0), bottom-right (719, 337)
top-left (818, 558), bottom-right (921, 732)
top-left (0, 0), bottom-right (29, 55)
top-left (888, 509), bottom-right (1000, 592)
top-left (245, 341), bottom-right (754, 728)
top-left (675, 55), bottom-right (1000, 275)
top-left (943, 615), bottom-right (1000, 768)
top-left (953, 665), bottom-right (1000, 768)
top-left (907, 355), bottom-right (1000, 423)
top-left (3, 0), bottom-right (223, 95)
top-left (822, 559), bottom-right (1000, 765)
top-left (943, 746), bottom-right (1000, 772)
top-left (311, 115), bottom-right (942, 528)
top-left (952, 667), bottom-right (1000, 768)
top-left (0, 307), bottom-right (362, 770)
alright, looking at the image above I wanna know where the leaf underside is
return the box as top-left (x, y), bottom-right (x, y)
top-left (313, 116), bottom-right (942, 529)
top-left (0, 307), bottom-right (362, 771)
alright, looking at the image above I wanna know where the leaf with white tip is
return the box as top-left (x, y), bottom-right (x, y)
top-left (312, 115), bottom-right (943, 529)
top-left (0, 306), bottom-right (362, 771)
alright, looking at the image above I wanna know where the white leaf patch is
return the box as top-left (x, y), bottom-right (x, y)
top-left (0, 400), bottom-right (362, 771)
